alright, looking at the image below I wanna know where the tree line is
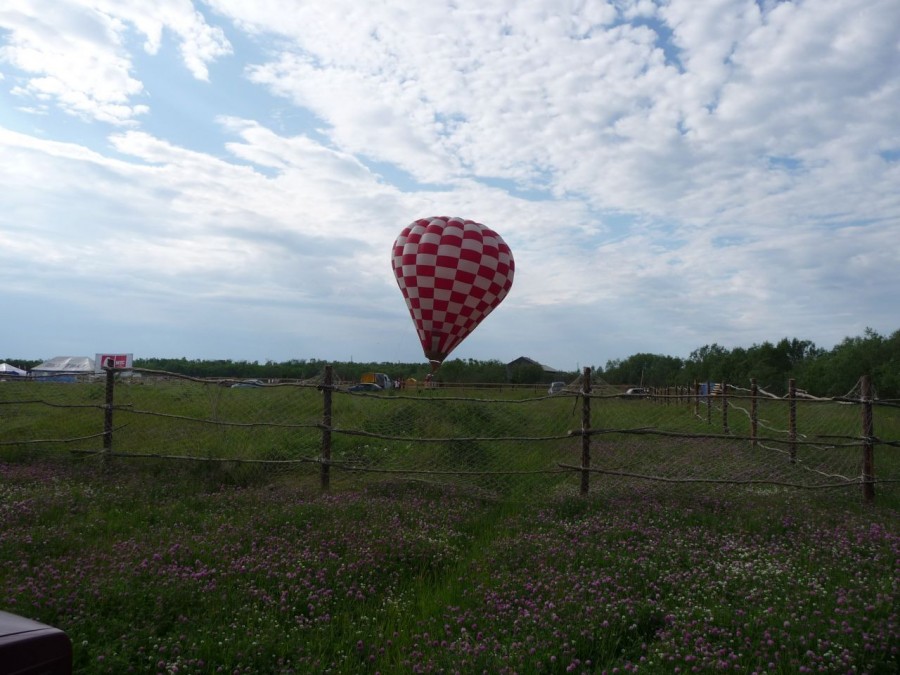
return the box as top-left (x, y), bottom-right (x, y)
top-left (5, 327), bottom-right (896, 397)
top-left (130, 357), bottom-right (563, 387)
top-left (133, 327), bottom-right (900, 397)
top-left (600, 327), bottom-right (900, 398)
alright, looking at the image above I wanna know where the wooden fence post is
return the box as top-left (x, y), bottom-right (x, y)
top-left (581, 366), bottom-right (592, 496)
top-left (693, 380), bottom-right (699, 417)
top-left (788, 378), bottom-right (797, 464)
top-left (103, 357), bottom-right (115, 467)
top-left (721, 381), bottom-right (729, 434)
top-left (706, 382), bottom-right (712, 425)
top-left (321, 365), bottom-right (333, 491)
top-left (861, 375), bottom-right (875, 502)
top-left (750, 378), bottom-right (758, 448)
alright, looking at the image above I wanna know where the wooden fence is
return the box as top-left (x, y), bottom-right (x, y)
top-left (1, 364), bottom-right (897, 503)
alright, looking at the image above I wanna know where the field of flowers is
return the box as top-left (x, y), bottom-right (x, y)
top-left (1, 458), bottom-right (897, 674)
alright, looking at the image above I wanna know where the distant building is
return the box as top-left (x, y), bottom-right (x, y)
top-left (505, 356), bottom-right (564, 384)
top-left (31, 356), bottom-right (96, 382)
top-left (0, 363), bottom-right (27, 379)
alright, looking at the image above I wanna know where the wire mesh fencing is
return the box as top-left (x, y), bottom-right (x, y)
top-left (583, 392), bottom-right (879, 495)
top-left (0, 368), bottom-right (896, 503)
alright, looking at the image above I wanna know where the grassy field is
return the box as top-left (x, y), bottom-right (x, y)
top-left (0, 459), bottom-right (897, 674)
top-left (1, 379), bottom-right (898, 673)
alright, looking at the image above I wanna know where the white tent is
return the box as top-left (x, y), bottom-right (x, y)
top-left (31, 356), bottom-right (96, 373)
top-left (0, 362), bottom-right (27, 376)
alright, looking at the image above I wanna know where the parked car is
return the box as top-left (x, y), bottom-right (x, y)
top-left (231, 379), bottom-right (264, 388)
top-left (621, 387), bottom-right (650, 398)
top-left (0, 611), bottom-right (72, 674)
top-left (348, 382), bottom-right (383, 392)
top-left (548, 381), bottom-right (566, 395)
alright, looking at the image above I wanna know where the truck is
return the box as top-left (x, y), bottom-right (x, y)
top-left (360, 372), bottom-right (394, 389)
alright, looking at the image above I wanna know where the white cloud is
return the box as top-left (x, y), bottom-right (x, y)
top-left (0, 0), bottom-right (229, 124)
top-left (1, 0), bottom-right (898, 364)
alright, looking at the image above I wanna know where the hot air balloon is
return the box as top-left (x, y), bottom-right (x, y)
top-left (392, 216), bottom-right (515, 369)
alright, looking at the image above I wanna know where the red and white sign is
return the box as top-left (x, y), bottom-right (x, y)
top-left (95, 353), bottom-right (133, 371)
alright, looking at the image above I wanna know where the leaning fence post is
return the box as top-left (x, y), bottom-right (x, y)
top-left (321, 365), bottom-right (333, 491)
top-left (750, 378), bottom-right (758, 448)
top-left (788, 378), bottom-right (797, 464)
top-left (581, 366), bottom-right (592, 496)
top-left (861, 375), bottom-right (875, 502)
top-left (103, 357), bottom-right (115, 467)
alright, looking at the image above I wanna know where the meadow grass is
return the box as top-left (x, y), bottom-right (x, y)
top-left (1, 457), bottom-right (897, 674)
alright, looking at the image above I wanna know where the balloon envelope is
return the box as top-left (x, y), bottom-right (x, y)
top-left (392, 216), bottom-right (515, 366)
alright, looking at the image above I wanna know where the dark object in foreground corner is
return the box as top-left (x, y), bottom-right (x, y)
top-left (0, 611), bottom-right (72, 675)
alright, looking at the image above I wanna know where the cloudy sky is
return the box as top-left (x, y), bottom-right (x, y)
top-left (1, 0), bottom-right (898, 372)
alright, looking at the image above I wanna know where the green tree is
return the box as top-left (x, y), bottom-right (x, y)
top-left (601, 353), bottom-right (684, 386)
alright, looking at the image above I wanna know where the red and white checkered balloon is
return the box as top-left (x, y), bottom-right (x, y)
top-left (392, 216), bottom-right (515, 367)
